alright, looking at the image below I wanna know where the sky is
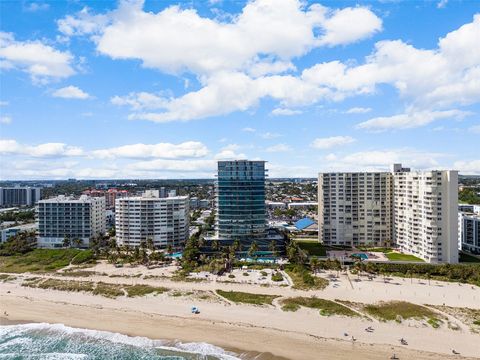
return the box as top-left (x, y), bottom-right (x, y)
top-left (0, 0), bottom-right (479, 180)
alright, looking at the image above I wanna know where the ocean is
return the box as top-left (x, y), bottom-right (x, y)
top-left (0, 323), bottom-right (242, 359)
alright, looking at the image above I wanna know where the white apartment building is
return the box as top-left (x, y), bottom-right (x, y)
top-left (459, 204), bottom-right (480, 214)
top-left (393, 168), bottom-right (458, 263)
top-left (318, 164), bottom-right (458, 263)
top-left (37, 195), bottom-right (106, 248)
top-left (458, 212), bottom-right (480, 254)
top-left (115, 190), bottom-right (189, 248)
top-left (318, 172), bottom-right (393, 247)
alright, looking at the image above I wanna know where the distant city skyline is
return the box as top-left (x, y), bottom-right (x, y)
top-left (1, 0), bottom-right (479, 180)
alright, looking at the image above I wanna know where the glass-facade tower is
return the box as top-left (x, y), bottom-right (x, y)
top-left (216, 160), bottom-right (267, 243)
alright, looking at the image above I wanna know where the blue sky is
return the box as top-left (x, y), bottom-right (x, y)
top-left (0, 0), bottom-right (479, 179)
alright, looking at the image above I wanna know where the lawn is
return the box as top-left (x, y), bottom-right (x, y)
top-left (0, 249), bottom-right (90, 273)
top-left (216, 290), bottom-right (279, 305)
top-left (459, 252), bottom-right (480, 263)
top-left (295, 240), bottom-right (326, 256)
top-left (364, 301), bottom-right (439, 323)
top-left (280, 297), bottom-right (358, 317)
top-left (385, 252), bottom-right (424, 262)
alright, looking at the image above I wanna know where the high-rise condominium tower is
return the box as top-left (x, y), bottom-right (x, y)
top-left (393, 168), bottom-right (458, 263)
top-left (317, 172), bottom-right (393, 247)
top-left (318, 164), bottom-right (458, 263)
top-left (215, 160), bottom-right (267, 245)
top-left (37, 195), bottom-right (106, 248)
top-left (115, 190), bottom-right (189, 248)
top-left (0, 187), bottom-right (41, 207)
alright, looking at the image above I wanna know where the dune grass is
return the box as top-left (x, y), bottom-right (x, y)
top-left (280, 297), bottom-right (358, 317)
top-left (0, 249), bottom-right (87, 273)
top-left (285, 266), bottom-right (329, 290)
top-left (36, 278), bottom-right (95, 292)
top-left (125, 284), bottom-right (169, 297)
top-left (216, 290), bottom-right (278, 305)
top-left (92, 282), bottom-right (125, 298)
top-left (364, 301), bottom-right (438, 322)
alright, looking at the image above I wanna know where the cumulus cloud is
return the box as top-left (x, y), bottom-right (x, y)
top-left (60, 0), bottom-right (381, 76)
top-left (346, 107), bottom-right (371, 114)
top-left (453, 159), bottom-right (480, 174)
top-left (356, 109), bottom-right (471, 130)
top-left (0, 32), bottom-right (75, 83)
top-left (24, 2), bottom-right (50, 12)
top-left (0, 115), bottom-right (12, 124)
top-left (52, 85), bottom-right (90, 99)
top-left (311, 136), bottom-right (355, 149)
top-left (322, 148), bottom-right (446, 172)
top-left (261, 132), bottom-right (282, 139)
top-left (242, 127), bottom-right (256, 133)
top-left (0, 139), bottom-right (83, 157)
top-left (91, 141), bottom-right (208, 159)
top-left (271, 108), bottom-right (302, 116)
top-left (265, 144), bottom-right (291, 152)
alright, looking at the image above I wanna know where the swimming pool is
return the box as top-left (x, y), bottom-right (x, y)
top-left (168, 252), bottom-right (183, 259)
top-left (351, 253), bottom-right (368, 260)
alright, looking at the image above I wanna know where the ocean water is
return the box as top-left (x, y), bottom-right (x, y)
top-left (0, 323), bottom-right (241, 360)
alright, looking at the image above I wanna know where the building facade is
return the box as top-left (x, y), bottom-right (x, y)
top-left (458, 212), bottom-right (480, 254)
top-left (318, 164), bottom-right (458, 263)
top-left (215, 160), bottom-right (267, 245)
top-left (393, 168), bottom-right (458, 263)
top-left (459, 204), bottom-right (480, 214)
top-left (318, 172), bottom-right (393, 247)
top-left (37, 195), bottom-right (106, 248)
top-left (0, 187), bottom-right (41, 207)
top-left (115, 190), bottom-right (189, 248)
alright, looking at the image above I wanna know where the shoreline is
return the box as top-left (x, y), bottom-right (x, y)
top-left (1, 293), bottom-right (478, 360)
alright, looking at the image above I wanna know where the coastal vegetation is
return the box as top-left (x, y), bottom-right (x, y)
top-left (125, 284), bottom-right (169, 297)
top-left (285, 265), bottom-right (329, 290)
top-left (216, 290), bottom-right (279, 305)
top-left (0, 249), bottom-right (91, 273)
top-left (280, 297), bottom-right (358, 317)
top-left (459, 187), bottom-right (480, 204)
top-left (364, 301), bottom-right (440, 323)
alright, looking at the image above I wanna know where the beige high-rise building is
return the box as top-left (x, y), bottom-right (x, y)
top-left (318, 164), bottom-right (459, 263)
top-left (115, 190), bottom-right (189, 248)
top-left (318, 172), bottom-right (393, 247)
top-left (393, 167), bottom-right (458, 263)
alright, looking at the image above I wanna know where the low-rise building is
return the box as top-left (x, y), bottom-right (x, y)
top-left (459, 204), bottom-right (480, 214)
top-left (37, 195), bottom-right (106, 248)
top-left (0, 223), bottom-right (37, 243)
top-left (458, 212), bottom-right (480, 254)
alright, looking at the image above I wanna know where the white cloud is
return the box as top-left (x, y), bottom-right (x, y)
top-left (261, 132), bottom-right (282, 139)
top-left (317, 6), bottom-right (382, 46)
top-left (346, 107), bottom-right (371, 114)
top-left (311, 136), bottom-right (355, 149)
top-left (357, 109), bottom-right (471, 130)
top-left (242, 127), bottom-right (256, 133)
top-left (0, 139), bottom-right (83, 157)
top-left (53, 85), bottom-right (90, 99)
top-left (0, 32), bottom-right (75, 83)
top-left (62, 0), bottom-right (381, 77)
top-left (0, 101), bottom-right (8, 106)
top-left (322, 149), bottom-right (446, 172)
top-left (469, 125), bottom-right (480, 134)
top-left (91, 141), bottom-right (208, 159)
top-left (24, 2), bottom-right (50, 12)
top-left (266, 144), bottom-right (291, 152)
top-left (453, 160), bottom-right (480, 174)
top-left (271, 108), bottom-right (302, 116)
top-left (437, 0), bottom-right (448, 9)
top-left (0, 115), bottom-right (12, 124)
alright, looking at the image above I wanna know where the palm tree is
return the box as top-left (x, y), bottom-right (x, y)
top-left (233, 240), bottom-right (241, 252)
top-left (211, 239), bottom-right (220, 253)
top-left (248, 241), bottom-right (259, 261)
top-left (147, 238), bottom-right (154, 252)
top-left (166, 244), bottom-right (173, 255)
top-left (63, 236), bottom-right (71, 248)
top-left (310, 257), bottom-right (320, 275)
top-left (73, 238), bottom-right (83, 248)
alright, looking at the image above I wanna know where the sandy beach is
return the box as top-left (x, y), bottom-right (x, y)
top-left (1, 267), bottom-right (479, 360)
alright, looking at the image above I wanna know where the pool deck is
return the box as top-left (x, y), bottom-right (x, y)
top-left (327, 250), bottom-right (389, 262)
